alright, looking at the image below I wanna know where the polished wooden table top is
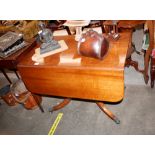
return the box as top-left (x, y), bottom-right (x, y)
top-left (18, 32), bottom-right (131, 102)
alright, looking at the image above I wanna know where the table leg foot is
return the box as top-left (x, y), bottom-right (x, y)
top-left (49, 98), bottom-right (71, 113)
top-left (96, 102), bottom-right (120, 124)
top-left (113, 116), bottom-right (120, 124)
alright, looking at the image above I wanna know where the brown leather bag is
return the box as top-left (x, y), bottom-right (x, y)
top-left (24, 93), bottom-right (42, 110)
top-left (10, 79), bottom-right (42, 110)
top-left (78, 29), bottom-right (109, 60)
top-left (0, 84), bottom-right (42, 109)
top-left (10, 90), bottom-right (42, 110)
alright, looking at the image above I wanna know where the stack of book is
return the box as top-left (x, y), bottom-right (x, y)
top-left (0, 31), bottom-right (27, 58)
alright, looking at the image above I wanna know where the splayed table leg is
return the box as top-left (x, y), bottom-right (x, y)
top-left (96, 102), bottom-right (120, 124)
top-left (49, 98), bottom-right (71, 113)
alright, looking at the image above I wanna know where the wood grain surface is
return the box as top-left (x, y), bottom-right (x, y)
top-left (18, 32), bottom-right (131, 102)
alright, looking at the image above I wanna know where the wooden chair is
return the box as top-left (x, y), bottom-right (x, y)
top-left (46, 20), bottom-right (71, 35)
top-left (82, 20), bottom-right (105, 33)
top-left (117, 21), bottom-right (146, 73)
top-left (143, 20), bottom-right (154, 85)
top-left (102, 20), bottom-right (145, 73)
top-left (150, 21), bottom-right (155, 88)
top-left (119, 20), bottom-right (154, 86)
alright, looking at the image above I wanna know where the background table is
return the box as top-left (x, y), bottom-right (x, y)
top-left (0, 40), bottom-right (36, 84)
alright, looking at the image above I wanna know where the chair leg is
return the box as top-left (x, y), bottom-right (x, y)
top-left (0, 69), bottom-right (12, 84)
top-left (100, 20), bottom-right (105, 33)
top-left (125, 57), bottom-right (144, 73)
top-left (14, 70), bottom-right (20, 79)
top-left (143, 72), bottom-right (149, 84)
top-left (151, 80), bottom-right (154, 88)
top-left (0, 97), bottom-right (2, 106)
top-left (132, 42), bottom-right (141, 55)
top-left (32, 94), bottom-right (44, 113)
top-left (65, 26), bottom-right (71, 35)
top-left (37, 102), bottom-right (44, 113)
top-left (96, 102), bottom-right (120, 124)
